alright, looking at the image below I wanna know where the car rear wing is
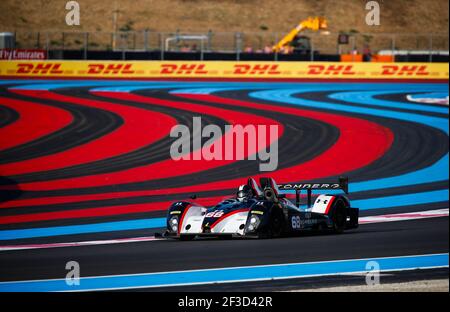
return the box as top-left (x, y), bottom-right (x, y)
top-left (277, 176), bottom-right (349, 208)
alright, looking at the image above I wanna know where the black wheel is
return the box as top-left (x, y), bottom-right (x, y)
top-left (270, 209), bottom-right (284, 238)
top-left (331, 199), bottom-right (347, 234)
top-left (258, 207), bottom-right (284, 239)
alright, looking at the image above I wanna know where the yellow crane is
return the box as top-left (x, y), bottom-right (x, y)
top-left (273, 16), bottom-right (328, 53)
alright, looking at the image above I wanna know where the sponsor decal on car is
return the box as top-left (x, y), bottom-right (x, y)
top-left (278, 183), bottom-right (341, 190)
top-left (251, 211), bottom-right (265, 215)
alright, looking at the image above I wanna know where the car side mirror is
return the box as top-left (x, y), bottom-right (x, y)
top-left (190, 194), bottom-right (197, 200)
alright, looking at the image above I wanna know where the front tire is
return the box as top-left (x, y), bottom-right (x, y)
top-left (258, 207), bottom-right (284, 239)
top-left (270, 209), bottom-right (284, 238)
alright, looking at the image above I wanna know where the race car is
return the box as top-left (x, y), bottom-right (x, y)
top-left (158, 177), bottom-right (359, 240)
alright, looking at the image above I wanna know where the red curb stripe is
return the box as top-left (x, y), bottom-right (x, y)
top-left (0, 95), bottom-right (72, 151)
top-left (0, 90), bottom-right (177, 175)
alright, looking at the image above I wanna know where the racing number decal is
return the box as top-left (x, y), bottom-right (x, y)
top-left (206, 211), bottom-right (225, 218)
top-left (291, 215), bottom-right (301, 229)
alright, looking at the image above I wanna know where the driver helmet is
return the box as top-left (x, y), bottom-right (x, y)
top-left (237, 184), bottom-right (253, 202)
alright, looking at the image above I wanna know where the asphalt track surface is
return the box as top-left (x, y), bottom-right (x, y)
top-left (0, 79), bottom-right (448, 291)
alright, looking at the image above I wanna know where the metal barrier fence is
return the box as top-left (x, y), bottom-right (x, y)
top-left (12, 31), bottom-right (450, 61)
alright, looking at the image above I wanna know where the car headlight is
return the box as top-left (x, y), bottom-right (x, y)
top-left (169, 216), bottom-right (179, 232)
top-left (246, 214), bottom-right (260, 232)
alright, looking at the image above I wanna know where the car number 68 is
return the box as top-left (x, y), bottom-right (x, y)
top-left (291, 215), bottom-right (301, 229)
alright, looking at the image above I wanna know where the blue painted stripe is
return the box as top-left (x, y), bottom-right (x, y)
top-left (0, 218), bottom-right (166, 240)
top-left (353, 189), bottom-right (449, 210)
top-left (350, 154), bottom-right (449, 192)
top-left (94, 82), bottom-right (447, 94)
top-left (0, 253), bottom-right (447, 292)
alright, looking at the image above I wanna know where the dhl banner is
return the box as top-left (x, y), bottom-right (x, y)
top-left (0, 60), bottom-right (448, 80)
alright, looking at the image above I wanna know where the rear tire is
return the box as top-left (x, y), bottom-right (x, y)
top-left (331, 199), bottom-right (347, 234)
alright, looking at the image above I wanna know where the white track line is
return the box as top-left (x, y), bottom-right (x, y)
top-left (0, 236), bottom-right (163, 251)
top-left (406, 95), bottom-right (449, 105)
top-left (0, 208), bottom-right (447, 252)
top-left (359, 208), bottom-right (449, 224)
